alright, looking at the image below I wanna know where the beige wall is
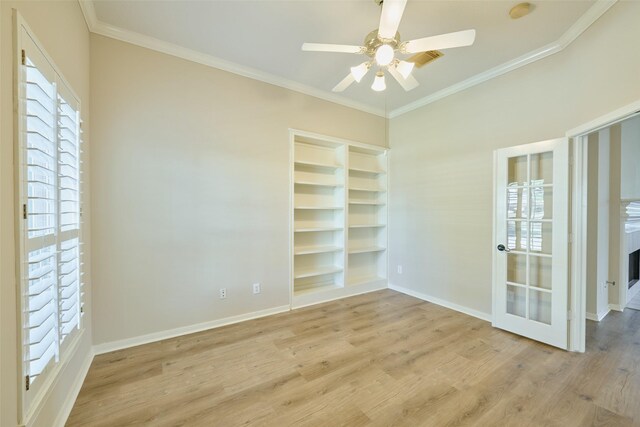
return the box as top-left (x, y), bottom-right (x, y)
top-left (586, 129), bottom-right (611, 319)
top-left (586, 133), bottom-right (599, 316)
top-left (596, 129), bottom-right (611, 317)
top-left (90, 34), bottom-right (386, 346)
top-left (621, 115), bottom-right (640, 200)
top-left (388, 2), bottom-right (640, 316)
top-left (1, 1), bottom-right (92, 426)
top-left (609, 124), bottom-right (622, 307)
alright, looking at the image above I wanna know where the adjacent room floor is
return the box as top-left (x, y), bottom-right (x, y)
top-left (627, 291), bottom-right (640, 311)
top-left (67, 290), bottom-right (640, 426)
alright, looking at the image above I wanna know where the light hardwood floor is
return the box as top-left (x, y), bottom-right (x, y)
top-left (67, 290), bottom-right (640, 426)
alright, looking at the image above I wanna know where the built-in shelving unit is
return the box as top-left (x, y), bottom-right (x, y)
top-left (291, 130), bottom-right (388, 308)
top-left (347, 144), bottom-right (388, 296)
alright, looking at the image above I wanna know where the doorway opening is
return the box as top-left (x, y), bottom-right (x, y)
top-left (569, 101), bottom-right (640, 352)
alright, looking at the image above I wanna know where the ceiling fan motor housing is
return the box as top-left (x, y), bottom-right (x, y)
top-left (364, 29), bottom-right (401, 57)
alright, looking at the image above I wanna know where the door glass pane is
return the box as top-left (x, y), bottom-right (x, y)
top-left (529, 290), bottom-right (551, 324)
top-left (530, 187), bottom-right (552, 220)
top-left (530, 222), bottom-right (552, 254)
top-left (507, 187), bottom-right (528, 219)
top-left (530, 152), bottom-right (553, 185)
top-left (507, 253), bottom-right (527, 285)
top-left (529, 255), bottom-right (552, 290)
top-left (507, 285), bottom-right (526, 318)
top-left (507, 220), bottom-right (527, 251)
top-left (508, 155), bottom-right (527, 186)
top-left (502, 147), bottom-right (559, 330)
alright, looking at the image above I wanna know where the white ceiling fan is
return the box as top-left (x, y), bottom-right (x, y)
top-left (302, 0), bottom-right (476, 93)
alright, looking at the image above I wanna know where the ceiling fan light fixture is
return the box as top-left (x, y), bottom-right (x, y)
top-left (375, 44), bottom-right (394, 66)
top-left (396, 60), bottom-right (415, 79)
top-left (350, 62), bottom-right (370, 83)
top-left (371, 71), bottom-right (386, 91)
top-left (303, 0), bottom-right (477, 94)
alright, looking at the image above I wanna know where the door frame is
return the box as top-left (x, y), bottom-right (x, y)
top-left (492, 138), bottom-right (570, 349)
top-left (567, 99), bottom-right (640, 352)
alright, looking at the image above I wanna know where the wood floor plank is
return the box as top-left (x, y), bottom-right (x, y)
top-left (67, 290), bottom-right (640, 426)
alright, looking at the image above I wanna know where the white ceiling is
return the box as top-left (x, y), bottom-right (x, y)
top-left (90, 0), bottom-right (596, 115)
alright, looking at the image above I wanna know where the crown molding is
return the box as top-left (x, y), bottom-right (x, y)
top-left (388, 0), bottom-right (617, 118)
top-left (78, 0), bottom-right (616, 120)
top-left (77, 1), bottom-right (386, 117)
top-left (78, 0), bottom-right (97, 31)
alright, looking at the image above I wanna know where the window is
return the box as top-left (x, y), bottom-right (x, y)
top-left (17, 19), bottom-right (83, 416)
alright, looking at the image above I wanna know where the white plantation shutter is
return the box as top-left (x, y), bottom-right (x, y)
top-left (57, 88), bottom-right (82, 345)
top-left (18, 26), bottom-right (84, 407)
top-left (59, 238), bottom-right (81, 342)
top-left (23, 52), bottom-right (60, 383)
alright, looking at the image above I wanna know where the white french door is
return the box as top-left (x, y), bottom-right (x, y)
top-left (493, 138), bottom-right (569, 349)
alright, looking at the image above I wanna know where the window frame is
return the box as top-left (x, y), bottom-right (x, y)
top-left (13, 11), bottom-right (85, 424)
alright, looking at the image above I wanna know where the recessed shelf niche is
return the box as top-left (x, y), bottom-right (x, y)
top-left (291, 130), bottom-right (388, 308)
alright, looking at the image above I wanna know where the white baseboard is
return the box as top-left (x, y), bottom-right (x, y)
top-left (94, 283), bottom-right (390, 355)
top-left (53, 348), bottom-right (95, 427)
top-left (93, 305), bottom-right (291, 355)
top-left (389, 284), bottom-right (492, 322)
top-left (609, 303), bottom-right (624, 312)
top-left (586, 309), bottom-right (611, 322)
top-left (292, 280), bottom-right (387, 309)
top-left (54, 287), bottom-right (487, 425)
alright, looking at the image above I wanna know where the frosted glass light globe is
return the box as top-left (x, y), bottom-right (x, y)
top-left (375, 44), bottom-right (394, 66)
top-left (396, 60), bottom-right (415, 79)
top-left (350, 62), bottom-right (370, 83)
top-left (371, 71), bottom-right (386, 92)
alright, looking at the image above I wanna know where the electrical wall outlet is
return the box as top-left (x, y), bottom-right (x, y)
top-left (253, 283), bottom-right (261, 294)
top-left (397, 265), bottom-right (403, 274)
top-left (219, 288), bottom-right (227, 299)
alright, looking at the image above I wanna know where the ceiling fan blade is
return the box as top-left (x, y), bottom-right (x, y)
top-left (404, 29), bottom-right (476, 54)
top-left (378, 0), bottom-right (407, 39)
top-left (388, 66), bottom-right (419, 91)
top-left (302, 43), bottom-right (363, 54)
top-left (332, 73), bottom-right (356, 92)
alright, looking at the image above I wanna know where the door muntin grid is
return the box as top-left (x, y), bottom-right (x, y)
top-left (505, 152), bottom-right (553, 325)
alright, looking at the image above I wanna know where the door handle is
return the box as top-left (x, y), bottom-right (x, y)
top-left (497, 244), bottom-right (511, 252)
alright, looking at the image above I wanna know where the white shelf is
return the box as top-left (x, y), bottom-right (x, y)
top-left (348, 275), bottom-right (385, 286)
top-left (294, 206), bottom-right (343, 210)
top-left (294, 282), bottom-right (341, 295)
top-left (295, 245), bottom-right (343, 255)
top-left (349, 166), bottom-right (386, 174)
top-left (294, 265), bottom-right (343, 279)
top-left (295, 181), bottom-right (343, 188)
top-left (348, 246), bottom-right (386, 254)
top-left (294, 160), bottom-right (341, 169)
top-left (349, 201), bottom-right (385, 206)
top-left (294, 226), bottom-right (343, 233)
top-left (349, 187), bottom-right (386, 193)
top-left (349, 224), bottom-right (386, 229)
